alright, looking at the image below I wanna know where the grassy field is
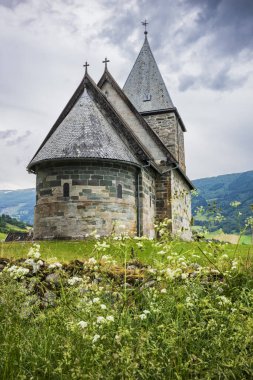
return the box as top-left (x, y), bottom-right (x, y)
top-left (0, 238), bottom-right (252, 265)
top-left (0, 236), bottom-right (253, 379)
top-left (0, 232), bottom-right (6, 241)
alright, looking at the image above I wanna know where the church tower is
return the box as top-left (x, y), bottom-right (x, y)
top-left (123, 25), bottom-right (186, 172)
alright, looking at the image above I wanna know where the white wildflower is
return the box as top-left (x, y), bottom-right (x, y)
top-left (92, 297), bottom-right (100, 303)
top-left (143, 310), bottom-right (150, 315)
top-left (27, 244), bottom-right (41, 260)
top-left (166, 268), bottom-right (176, 279)
top-left (157, 250), bottom-right (166, 255)
top-left (181, 273), bottom-right (189, 280)
top-left (77, 321), bottom-right (88, 329)
top-left (97, 316), bottom-right (105, 324)
top-left (231, 260), bottom-right (238, 270)
top-left (161, 288), bottom-right (167, 294)
top-left (88, 257), bottom-right (97, 265)
top-left (218, 296), bottom-right (231, 306)
top-left (106, 315), bottom-right (114, 322)
top-left (100, 304), bottom-right (107, 310)
top-left (101, 255), bottom-right (111, 262)
top-left (48, 262), bottom-right (62, 269)
top-left (92, 334), bottom-right (100, 343)
top-left (95, 241), bottom-right (110, 251)
top-left (139, 314), bottom-right (147, 320)
top-left (7, 265), bottom-right (30, 279)
top-left (68, 276), bottom-right (82, 286)
top-left (24, 258), bottom-right (43, 273)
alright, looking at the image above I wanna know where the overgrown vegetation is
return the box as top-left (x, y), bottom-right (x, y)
top-left (0, 228), bottom-right (253, 379)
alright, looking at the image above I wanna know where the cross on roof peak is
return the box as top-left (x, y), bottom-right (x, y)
top-left (142, 19), bottom-right (148, 35)
top-left (102, 57), bottom-right (110, 70)
top-left (83, 61), bottom-right (89, 74)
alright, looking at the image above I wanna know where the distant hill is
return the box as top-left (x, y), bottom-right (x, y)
top-left (0, 170), bottom-right (252, 234)
top-left (0, 188), bottom-right (35, 225)
top-left (192, 170), bottom-right (253, 234)
top-left (0, 213), bottom-right (31, 236)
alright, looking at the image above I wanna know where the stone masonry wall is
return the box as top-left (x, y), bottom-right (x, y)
top-left (144, 112), bottom-right (186, 171)
top-left (139, 168), bottom-right (156, 238)
top-left (155, 172), bottom-right (172, 224)
top-left (34, 161), bottom-right (138, 239)
top-left (170, 169), bottom-right (192, 240)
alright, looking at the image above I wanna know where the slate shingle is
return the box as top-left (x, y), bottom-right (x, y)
top-left (123, 36), bottom-right (174, 113)
top-left (29, 86), bottom-right (139, 168)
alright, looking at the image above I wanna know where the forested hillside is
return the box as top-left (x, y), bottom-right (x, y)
top-left (192, 170), bottom-right (253, 234)
top-left (0, 214), bottom-right (30, 235)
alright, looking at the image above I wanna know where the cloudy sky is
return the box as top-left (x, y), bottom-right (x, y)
top-left (0, 0), bottom-right (253, 189)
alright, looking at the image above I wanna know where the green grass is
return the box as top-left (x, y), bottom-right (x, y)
top-left (0, 232), bottom-right (7, 241)
top-left (5, 223), bottom-right (28, 232)
top-left (0, 237), bottom-right (253, 379)
top-left (1, 238), bottom-right (252, 265)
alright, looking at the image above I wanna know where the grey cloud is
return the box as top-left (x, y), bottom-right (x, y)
top-left (0, 0), bottom-right (26, 8)
top-left (184, 0), bottom-right (253, 56)
top-left (6, 130), bottom-right (31, 146)
top-left (179, 66), bottom-right (248, 92)
top-left (0, 129), bottom-right (17, 139)
top-left (207, 67), bottom-right (247, 91)
top-left (179, 75), bottom-right (197, 91)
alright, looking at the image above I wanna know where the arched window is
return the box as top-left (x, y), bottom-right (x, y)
top-left (117, 184), bottom-right (122, 199)
top-left (63, 183), bottom-right (70, 198)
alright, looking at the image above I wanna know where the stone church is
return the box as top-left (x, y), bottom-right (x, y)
top-left (27, 28), bottom-right (194, 240)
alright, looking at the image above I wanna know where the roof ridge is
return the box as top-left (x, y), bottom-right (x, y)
top-left (97, 69), bottom-right (177, 163)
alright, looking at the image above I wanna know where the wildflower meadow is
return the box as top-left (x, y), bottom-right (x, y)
top-left (0, 226), bottom-right (253, 379)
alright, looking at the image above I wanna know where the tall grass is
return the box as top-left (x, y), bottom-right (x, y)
top-left (0, 237), bottom-right (253, 379)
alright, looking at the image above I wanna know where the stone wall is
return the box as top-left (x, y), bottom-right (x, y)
top-left (34, 161), bottom-right (138, 239)
top-left (143, 112), bottom-right (186, 172)
top-left (139, 168), bottom-right (156, 238)
top-left (155, 172), bottom-right (172, 223)
top-left (170, 170), bottom-right (192, 240)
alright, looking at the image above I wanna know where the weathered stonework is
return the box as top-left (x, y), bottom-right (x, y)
top-left (34, 161), bottom-right (138, 239)
top-left (155, 172), bottom-right (172, 223)
top-left (34, 161), bottom-right (159, 240)
top-left (170, 169), bottom-right (192, 240)
top-left (143, 112), bottom-right (186, 172)
top-left (139, 168), bottom-right (156, 238)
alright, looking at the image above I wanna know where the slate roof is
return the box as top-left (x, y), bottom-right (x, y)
top-left (97, 69), bottom-right (176, 162)
top-left (28, 75), bottom-right (139, 170)
top-left (123, 35), bottom-right (174, 113)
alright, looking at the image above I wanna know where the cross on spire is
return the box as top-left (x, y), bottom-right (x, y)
top-left (102, 57), bottom-right (110, 70)
top-left (83, 61), bottom-right (89, 74)
top-left (142, 19), bottom-right (148, 35)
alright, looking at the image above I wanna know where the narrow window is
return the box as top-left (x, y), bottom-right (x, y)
top-left (150, 195), bottom-right (152, 207)
top-left (117, 184), bottom-right (122, 199)
top-left (63, 183), bottom-right (70, 197)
